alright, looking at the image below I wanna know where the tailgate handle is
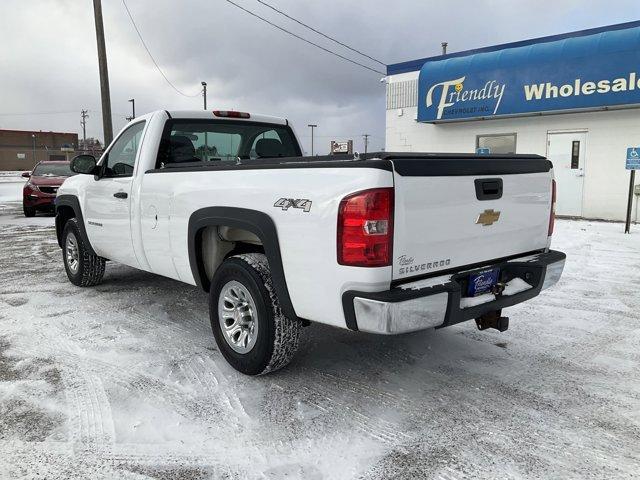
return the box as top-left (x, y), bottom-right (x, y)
top-left (475, 178), bottom-right (503, 200)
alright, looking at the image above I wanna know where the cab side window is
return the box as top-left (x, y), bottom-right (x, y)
top-left (102, 121), bottom-right (146, 177)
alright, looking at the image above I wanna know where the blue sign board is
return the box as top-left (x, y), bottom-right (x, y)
top-left (476, 148), bottom-right (491, 155)
top-left (418, 25), bottom-right (640, 122)
top-left (627, 147), bottom-right (640, 170)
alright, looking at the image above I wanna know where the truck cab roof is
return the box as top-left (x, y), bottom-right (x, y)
top-left (166, 110), bottom-right (288, 125)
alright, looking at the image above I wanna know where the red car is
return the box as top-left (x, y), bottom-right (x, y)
top-left (22, 160), bottom-right (76, 217)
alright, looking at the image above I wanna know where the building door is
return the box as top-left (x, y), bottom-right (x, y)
top-left (547, 132), bottom-right (586, 217)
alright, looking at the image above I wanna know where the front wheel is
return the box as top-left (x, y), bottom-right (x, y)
top-left (62, 218), bottom-right (106, 287)
top-left (23, 205), bottom-right (36, 217)
top-left (209, 253), bottom-right (302, 375)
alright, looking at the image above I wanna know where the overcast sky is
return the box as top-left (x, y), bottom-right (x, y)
top-left (1, 0), bottom-right (639, 154)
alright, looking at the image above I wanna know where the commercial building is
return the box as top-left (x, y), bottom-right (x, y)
top-left (0, 129), bottom-right (79, 171)
top-left (385, 21), bottom-right (640, 221)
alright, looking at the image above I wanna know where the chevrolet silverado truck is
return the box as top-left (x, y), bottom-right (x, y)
top-left (55, 109), bottom-right (565, 375)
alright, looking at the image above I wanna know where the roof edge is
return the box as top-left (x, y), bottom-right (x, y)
top-left (387, 20), bottom-right (640, 76)
top-left (0, 128), bottom-right (78, 136)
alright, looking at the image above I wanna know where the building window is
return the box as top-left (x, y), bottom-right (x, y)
top-left (476, 133), bottom-right (517, 154)
top-left (571, 140), bottom-right (580, 169)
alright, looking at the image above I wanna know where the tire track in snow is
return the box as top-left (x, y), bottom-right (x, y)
top-left (45, 332), bottom-right (249, 439)
top-left (64, 295), bottom-right (253, 429)
top-left (44, 335), bottom-right (116, 446)
top-left (182, 353), bottom-right (252, 424)
top-left (0, 440), bottom-right (245, 479)
top-left (284, 368), bottom-right (413, 446)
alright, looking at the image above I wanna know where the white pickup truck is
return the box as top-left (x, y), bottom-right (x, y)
top-left (55, 109), bottom-right (565, 375)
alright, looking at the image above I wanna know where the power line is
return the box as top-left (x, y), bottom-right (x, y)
top-left (121, 0), bottom-right (202, 97)
top-left (224, 0), bottom-right (385, 75)
top-left (255, 0), bottom-right (385, 67)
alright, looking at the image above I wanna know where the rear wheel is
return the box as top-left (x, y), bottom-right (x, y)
top-left (209, 253), bottom-right (302, 375)
top-left (23, 205), bottom-right (36, 217)
top-left (62, 218), bottom-right (106, 287)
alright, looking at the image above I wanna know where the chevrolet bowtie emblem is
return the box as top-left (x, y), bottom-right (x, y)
top-left (476, 209), bottom-right (501, 226)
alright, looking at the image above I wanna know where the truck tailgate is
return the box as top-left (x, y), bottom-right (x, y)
top-left (391, 156), bottom-right (553, 281)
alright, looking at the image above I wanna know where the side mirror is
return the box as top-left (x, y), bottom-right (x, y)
top-left (21, 171), bottom-right (31, 178)
top-left (70, 154), bottom-right (97, 175)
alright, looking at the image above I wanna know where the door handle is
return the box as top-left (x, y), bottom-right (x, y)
top-left (113, 192), bottom-right (128, 199)
top-left (474, 178), bottom-right (503, 200)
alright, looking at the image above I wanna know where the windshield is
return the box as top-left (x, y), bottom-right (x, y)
top-left (157, 120), bottom-right (301, 167)
top-left (32, 163), bottom-right (75, 177)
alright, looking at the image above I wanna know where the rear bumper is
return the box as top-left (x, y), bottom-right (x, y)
top-left (342, 250), bottom-right (566, 334)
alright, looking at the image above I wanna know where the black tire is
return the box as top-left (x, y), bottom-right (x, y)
top-left (209, 253), bottom-right (302, 375)
top-left (62, 218), bottom-right (106, 287)
top-left (23, 205), bottom-right (36, 217)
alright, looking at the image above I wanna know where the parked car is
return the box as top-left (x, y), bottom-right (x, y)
top-left (23, 160), bottom-right (75, 217)
top-left (54, 110), bottom-right (565, 375)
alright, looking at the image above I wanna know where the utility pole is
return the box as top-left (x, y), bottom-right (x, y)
top-left (80, 110), bottom-right (89, 151)
top-left (93, 0), bottom-right (113, 145)
top-left (363, 134), bottom-right (370, 156)
top-left (307, 124), bottom-right (317, 156)
top-left (128, 98), bottom-right (135, 120)
top-left (441, 42), bottom-right (448, 55)
top-left (202, 82), bottom-right (207, 110)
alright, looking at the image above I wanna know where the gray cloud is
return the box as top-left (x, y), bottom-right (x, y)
top-left (1, 0), bottom-right (639, 153)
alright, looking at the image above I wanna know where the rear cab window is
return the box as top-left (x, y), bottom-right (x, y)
top-left (155, 120), bottom-right (301, 168)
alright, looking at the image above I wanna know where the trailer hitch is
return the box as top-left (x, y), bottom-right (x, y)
top-left (475, 309), bottom-right (509, 332)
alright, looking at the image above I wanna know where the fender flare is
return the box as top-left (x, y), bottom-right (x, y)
top-left (55, 195), bottom-right (97, 256)
top-left (188, 207), bottom-right (298, 321)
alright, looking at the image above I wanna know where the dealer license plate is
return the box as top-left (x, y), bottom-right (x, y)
top-left (467, 268), bottom-right (500, 297)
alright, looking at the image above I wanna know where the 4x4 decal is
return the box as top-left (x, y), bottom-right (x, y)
top-left (274, 198), bottom-right (312, 213)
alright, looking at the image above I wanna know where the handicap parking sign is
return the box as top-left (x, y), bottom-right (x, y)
top-left (627, 147), bottom-right (640, 170)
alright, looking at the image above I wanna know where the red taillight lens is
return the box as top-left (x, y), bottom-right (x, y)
top-left (212, 110), bottom-right (250, 119)
top-left (548, 179), bottom-right (556, 236)
top-left (337, 188), bottom-right (394, 267)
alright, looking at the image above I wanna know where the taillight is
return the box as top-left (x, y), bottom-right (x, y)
top-left (337, 188), bottom-right (394, 267)
top-left (212, 110), bottom-right (250, 119)
top-left (548, 179), bottom-right (556, 236)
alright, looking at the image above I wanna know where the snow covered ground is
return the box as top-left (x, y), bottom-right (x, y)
top-left (0, 202), bottom-right (639, 480)
top-left (0, 175), bottom-right (26, 205)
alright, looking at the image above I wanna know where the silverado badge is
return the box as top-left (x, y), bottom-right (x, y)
top-left (476, 209), bottom-right (501, 226)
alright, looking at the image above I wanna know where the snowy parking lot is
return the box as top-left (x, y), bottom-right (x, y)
top-left (0, 197), bottom-right (639, 479)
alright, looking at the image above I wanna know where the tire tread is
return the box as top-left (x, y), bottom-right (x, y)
top-left (63, 218), bottom-right (106, 287)
top-left (235, 253), bottom-right (302, 375)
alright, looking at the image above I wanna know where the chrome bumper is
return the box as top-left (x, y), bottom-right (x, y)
top-left (343, 250), bottom-right (566, 335)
